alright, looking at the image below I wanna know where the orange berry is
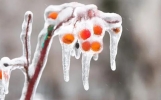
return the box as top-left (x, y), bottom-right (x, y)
top-left (93, 25), bottom-right (102, 35)
top-left (62, 34), bottom-right (75, 44)
top-left (79, 29), bottom-right (91, 40)
top-left (82, 41), bottom-right (91, 51)
top-left (91, 41), bottom-right (101, 52)
top-left (48, 12), bottom-right (58, 19)
top-left (113, 27), bottom-right (120, 34)
top-left (0, 70), bottom-right (2, 79)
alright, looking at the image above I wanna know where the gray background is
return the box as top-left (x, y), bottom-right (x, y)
top-left (0, 0), bottom-right (161, 100)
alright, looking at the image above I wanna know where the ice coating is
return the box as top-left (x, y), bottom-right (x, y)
top-left (93, 54), bottom-right (99, 61)
top-left (10, 57), bottom-right (26, 70)
top-left (55, 7), bottom-right (73, 25)
top-left (0, 3), bottom-right (123, 98)
top-left (82, 53), bottom-right (93, 90)
top-left (21, 11), bottom-right (33, 59)
top-left (0, 82), bottom-right (5, 100)
top-left (0, 57), bottom-right (12, 96)
top-left (74, 47), bottom-right (81, 59)
top-left (70, 49), bottom-right (75, 57)
top-left (28, 3), bottom-right (122, 93)
top-left (58, 24), bottom-right (76, 82)
top-left (29, 24), bottom-right (48, 76)
top-left (61, 44), bottom-right (72, 82)
top-left (99, 12), bottom-right (122, 71)
top-left (108, 26), bottom-right (122, 71)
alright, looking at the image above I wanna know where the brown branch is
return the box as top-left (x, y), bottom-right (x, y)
top-left (24, 14), bottom-right (31, 82)
top-left (25, 14), bottom-right (31, 67)
top-left (24, 25), bottom-right (53, 100)
top-left (23, 8), bottom-right (75, 100)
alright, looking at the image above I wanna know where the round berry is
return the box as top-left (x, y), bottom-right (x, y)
top-left (62, 34), bottom-right (75, 44)
top-left (0, 70), bottom-right (2, 79)
top-left (48, 12), bottom-right (58, 19)
top-left (93, 25), bottom-right (102, 35)
top-left (81, 41), bottom-right (91, 51)
top-left (91, 41), bottom-right (101, 52)
top-left (79, 29), bottom-right (91, 40)
top-left (113, 27), bottom-right (120, 34)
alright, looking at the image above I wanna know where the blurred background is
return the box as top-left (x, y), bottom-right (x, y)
top-left (0, 0), bottom-right (161, 100)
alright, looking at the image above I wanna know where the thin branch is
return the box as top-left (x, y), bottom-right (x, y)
top-left (21, 25), bottom-right (54, 100)
top-left (20, 11), bottom-right (33, 81)
top-left (25, 13), bottom-right (31, 67)
top-left (21, 11), bottom-right (33, 62)
top-left (10, 57), bottom-right (26, 70)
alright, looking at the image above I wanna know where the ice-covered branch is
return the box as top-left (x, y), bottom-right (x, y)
top-left (0, 11), bottom-right (33, 99)
top-left (100, 13), bottom-right (122, 71)
top-left (0, 2), bottom-right (122, 99)
top-left (21, 11), bottom-right (33, 62)
top-left (20, 24), bottom-right (54, 100)
top-left (20, 11), bottom-right (33, 81)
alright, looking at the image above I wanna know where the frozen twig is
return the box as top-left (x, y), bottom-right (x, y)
top-left (0, 2), bottom-right (122, 99)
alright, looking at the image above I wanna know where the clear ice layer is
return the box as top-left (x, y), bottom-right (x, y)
top-left (74, 47), bottom-right (81, 59)
top-left (93, 54), bottom-right (99, 61)
top-left (61, 44), bottom-right (72, 82)
top-left (108, 26), bottom-right (122, 71)
top-left (82, 53), bottom-right (93, 90)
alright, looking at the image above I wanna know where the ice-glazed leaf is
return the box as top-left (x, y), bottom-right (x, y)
top-left (82, 53), bottom-right (93, 90)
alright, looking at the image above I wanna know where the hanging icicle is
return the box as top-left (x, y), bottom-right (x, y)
top-left (0, 3), bottom-right (122, 97)
top-left (44, 2), bottom-right (122, 90)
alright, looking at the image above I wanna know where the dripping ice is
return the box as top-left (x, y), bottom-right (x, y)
top-left (45, 2), bottom-right (122, 90)
top-left (61, 44), bottom-right (72, 82)
top-left (108, 26), bottom-right (122, 71)
top-left (82, 53), bottom-right (93, 90)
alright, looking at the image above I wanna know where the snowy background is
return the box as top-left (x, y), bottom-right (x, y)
top-left (0, 0), bottom-right (161, 100)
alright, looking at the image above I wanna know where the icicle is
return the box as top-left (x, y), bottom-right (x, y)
top-left (74, 47), bottom-right (81, 59)
top-left (70, 49), bottom-right (75, 57)
top-left (82, 53), bottom-right (93, 90)
top-left (0, 82), bottom-right (5, 100)
top-left (93, 54), bottom-right (99, 61)
top-left (61, 44), bottom-right (72, 82)
top-left (0, 57), bottom-right (12, 100)
top-left (108, 26), bottom-right (122, 71)
top-left (58, 24), bottom-right (76, 82)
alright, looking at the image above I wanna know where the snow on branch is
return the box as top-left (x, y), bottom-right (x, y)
top-left (0, 2), bottom-right (122, 100)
